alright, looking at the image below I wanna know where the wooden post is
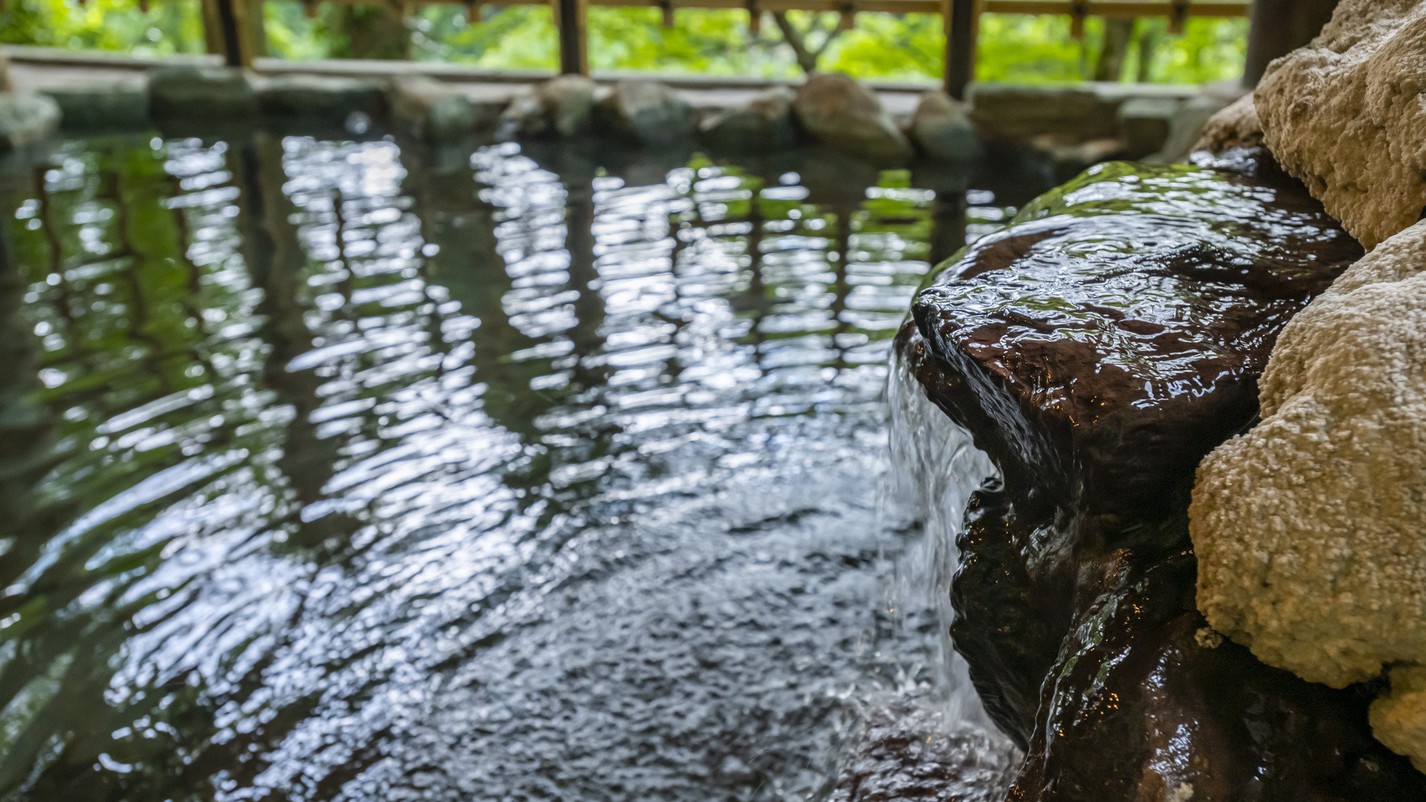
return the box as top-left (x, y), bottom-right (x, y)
top-left (0, 53), bottom-right (11, 93)
top-left (1243, 0), bottom-right (1337, 86)
top-left (943, 0), bottom-right (977, 100)
top-left (201, 0), bottom-right (259, 69)
top-left (557, 0), bottom-right (589, 75)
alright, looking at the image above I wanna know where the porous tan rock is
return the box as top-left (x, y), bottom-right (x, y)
top-left (1191, 93), bottom-right (1261, 155)
top-left (1254, 0), bottom-right (1426, 249)
top-left (1374, 667), bottom-right (1426, 773)
top-left (1191, 220), bottom-right (1426, 703)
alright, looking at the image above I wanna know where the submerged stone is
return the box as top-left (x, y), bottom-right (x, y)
top-left (899, 148), bottom-right (1426, 799)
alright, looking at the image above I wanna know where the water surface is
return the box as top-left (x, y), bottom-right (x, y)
top-left (0, 134), bottom-right (1028, 801)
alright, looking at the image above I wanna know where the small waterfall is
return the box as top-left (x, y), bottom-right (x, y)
top-left (881, 349), bottom-right (1002, 732)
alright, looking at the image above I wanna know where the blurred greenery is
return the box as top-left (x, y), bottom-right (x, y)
top-left (0, 0), bottom-right (1247, 84)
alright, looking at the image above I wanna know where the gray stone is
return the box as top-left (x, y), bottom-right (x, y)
top-left (149, 65), bottom-right (258, 122)
top-left (0, 92), bottom-right (61, 153)
top-left (1116, 95), bottom-right (1181, 158)
top-left (257, 74), bottom-right (387, 126)
top-left (792, 73), bottom-right (911, 166)
top-left (970, 83), bottom-right (1195, 149)
top-left (504, 74), bottom-right (598, 138)
top-left (908, 89), bottom-right (982, 163)
top-left (46, 79), bottom-right (149, 131)
top-left (594, 80), bottom-right (694, 147)
top-left (1153, 85), bottom-right (1245, 162)
top-left (388, 76), bottom-right (476, 142)
top-left (696, 85), bottom-right (797, 153)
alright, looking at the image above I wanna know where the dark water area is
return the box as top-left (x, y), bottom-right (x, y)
top-left (0, 133), bottom-right (1041, 801)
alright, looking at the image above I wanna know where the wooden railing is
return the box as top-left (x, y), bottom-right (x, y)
top-left (189, 0), bottom-right (1249, 97)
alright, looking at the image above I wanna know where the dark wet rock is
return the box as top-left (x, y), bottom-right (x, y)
top-left (793, 73), bottom-right (912, 167)
top-left (257, 75), bottom-right (387, 127)
top-left (899, 148), bottom-right (1426, 799)
top-left (149, 65), bottom-right (258, 123)
top-left (388, 75), bottom-right (476, 142)
top-left (593, 80), bottom-right (694, 147)
top-left (697, 85), bottom-right (798, 153)
top-left (832, 704), bottom-right (1018, 802)
top-left (0, 92), bottom-right (60, 152)
top-left (503, 74), bottom-right (598, 138)
top-left (909, 90), bottom-right (982, 164)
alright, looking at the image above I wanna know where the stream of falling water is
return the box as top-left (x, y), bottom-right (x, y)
top-left (881, 355), bottom-right (1001, 730)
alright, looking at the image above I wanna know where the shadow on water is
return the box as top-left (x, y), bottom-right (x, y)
top-left (0, 132), bottom-right (1046, 802)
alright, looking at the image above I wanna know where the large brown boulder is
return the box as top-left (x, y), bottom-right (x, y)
top-left (1254, 0), bottom-right (1426, 249)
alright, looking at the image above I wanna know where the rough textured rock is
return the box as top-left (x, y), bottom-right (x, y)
top-left (1254, 0), bottom-right (1426, 249)
top-left (792, 73), bottom-right (911, 166)
top-left (1191, 220), bottom-right (1426, 765)
top-left (1374, 666), bottom-right (1426, 774)
top-left (0, 92), bottom-right (60, 152)
top-left (899, 149), bottom-right (1426, 799)
top-left (503, 74), bottom-right (598, 138)
top-left (697, 85), bottom-right (797, 153)
top-left (593, 80), bottom-right (694, 147)
top-left (1192, 94), bottom-right (1263, 155)
top-left (149, 65), bottom-right (258, 122)
top-left (908, 90), bottom-right (982, 164)
top-left (388, 76), bottom-right (476, 142)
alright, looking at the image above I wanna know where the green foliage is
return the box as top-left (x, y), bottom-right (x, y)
top-left (0, 0), bottom-right (204, 54)
top-left (1, 0), bottom-right (1247, 86)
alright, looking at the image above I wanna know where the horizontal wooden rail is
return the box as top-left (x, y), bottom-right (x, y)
top-left (246, 0), bottom-right (1244, 15)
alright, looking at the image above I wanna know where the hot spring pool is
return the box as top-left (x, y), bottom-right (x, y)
top-left (0, 133), bottom-right (1036, 801)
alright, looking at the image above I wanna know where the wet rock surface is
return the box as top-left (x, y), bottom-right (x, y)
top-left (898, 148), bottom-right (1426, 799)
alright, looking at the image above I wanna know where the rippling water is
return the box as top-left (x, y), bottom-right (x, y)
top-left (0, 133), bottom-right (1032, 801)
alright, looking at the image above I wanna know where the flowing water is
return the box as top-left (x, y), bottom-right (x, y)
top-left (0, 133), bottom-right (1036, 801)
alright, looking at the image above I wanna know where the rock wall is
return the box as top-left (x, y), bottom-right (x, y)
top-left (1188, 0), bottom-right (1426, 775)
top-left (899, 148), bottom-right (1426, 799)
top-left (1253, 0), bottom-right (1426, 249)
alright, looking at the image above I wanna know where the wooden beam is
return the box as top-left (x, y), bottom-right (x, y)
top-left (202, 0), bottom-right (1248, 16)
top-left (556, 0), bottom-right (588, 75)
top-left (202, 0), bottom-right (258, 68)
top-left (943, 0), bottom-right (976, 99)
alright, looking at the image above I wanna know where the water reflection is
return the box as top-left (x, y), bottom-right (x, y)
top-left (0, 134), bottom-right (1031, 801)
